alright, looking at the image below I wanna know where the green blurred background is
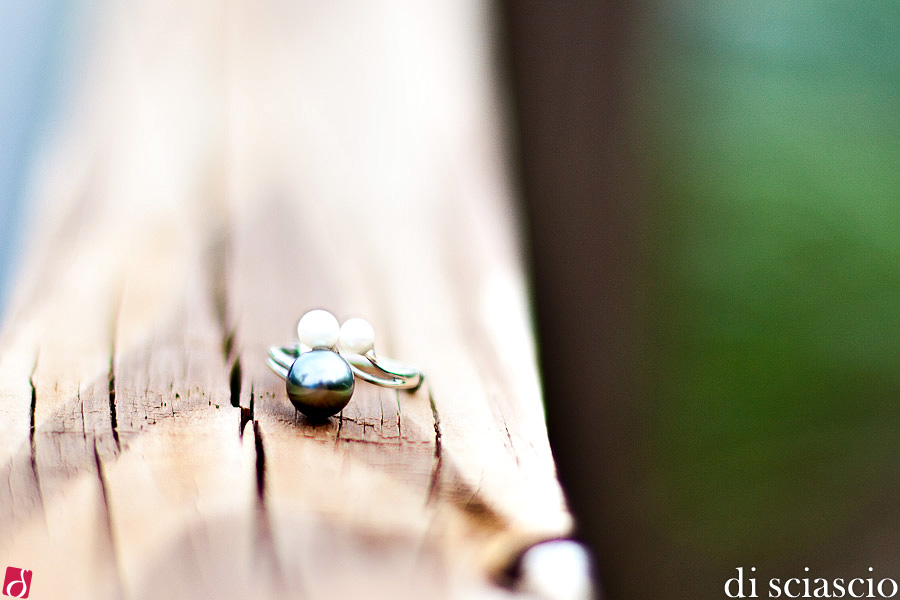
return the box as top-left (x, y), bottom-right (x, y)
top-left (507, 1), bottom-right (900, 598)
top-left (640, 1), bottom-right (900, 595)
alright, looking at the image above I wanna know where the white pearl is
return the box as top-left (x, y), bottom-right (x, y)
top-left (339, 317), bottom-right (375, 355)
top-left (297, 309), bottom-right (340, 349)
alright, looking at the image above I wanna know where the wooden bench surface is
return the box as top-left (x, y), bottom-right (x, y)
top-left (0, 1), bottom-right (573, 598)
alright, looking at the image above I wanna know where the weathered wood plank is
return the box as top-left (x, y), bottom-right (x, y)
top-left (0, 0), bottom-right (575, 598)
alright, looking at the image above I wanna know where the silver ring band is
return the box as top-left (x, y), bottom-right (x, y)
top-left (268, 344), bottom-right (423, 391)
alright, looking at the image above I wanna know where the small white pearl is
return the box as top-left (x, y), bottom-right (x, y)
top-left (297, 309), bottom-right (340, 349)
top-left (339, 317), bottom-right (375, 355)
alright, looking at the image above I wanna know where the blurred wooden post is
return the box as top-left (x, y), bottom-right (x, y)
top-left (0, 1), bottom-right (574, 598)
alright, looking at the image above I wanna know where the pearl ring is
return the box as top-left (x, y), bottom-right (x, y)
top-left (267, 309), bottom-right (423, 419)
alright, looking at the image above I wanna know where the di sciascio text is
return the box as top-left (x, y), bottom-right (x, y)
top-left (726, 567), bottom-right (900, 599)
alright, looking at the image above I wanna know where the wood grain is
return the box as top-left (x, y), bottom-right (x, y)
top-left (0, 0), bottom-right (572, 598)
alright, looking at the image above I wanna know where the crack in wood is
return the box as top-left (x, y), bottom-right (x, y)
top-left (396, 391), bottom-right (402, 444)
top-left (92, 440), bottom-right (125, 598)
top-left (107, 348), bottom-right (120, 451)
top-left (222, 331), bottom-right (235, 362)
top-left (253, 420), bottom-right (266, 499)
top-left (102, 285), bottom-right (125, 452)
top-left (208, 223), bottom-right (246, 432)
top-left (239, 383), bottom-right (253, 438)
top-left (28, 358), bottom-right (37, 457)
top-left (334, 410), bottom-right (344, 446)
top-left (251, 420), bottom-right (286, 591)
top-left (79, 390), bottom-right (86, 441)
top-left (27, 354), bottom-right (44, 511)
top-left (229, 357), bottom-right (242, 409)
top-left (426, 388), bottom-right (443, 504)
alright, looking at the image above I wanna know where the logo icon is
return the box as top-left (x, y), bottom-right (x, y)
top-left (2, 567), bottom-right (32, 599)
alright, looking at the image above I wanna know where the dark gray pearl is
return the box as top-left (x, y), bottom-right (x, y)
top-left (286, 349), bottom-right (354, 419)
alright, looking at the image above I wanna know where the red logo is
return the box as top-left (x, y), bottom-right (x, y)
top-left (2, 567), bottom-right (32, 598)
